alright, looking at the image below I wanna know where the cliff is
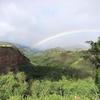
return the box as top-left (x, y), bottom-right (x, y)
top-left (0, 44), bottom-right (30, 73)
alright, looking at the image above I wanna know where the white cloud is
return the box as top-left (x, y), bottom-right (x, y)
top-left (0, 22), bottom-right (15, 36)
top-left (0, 0), bottom-right (100, 47)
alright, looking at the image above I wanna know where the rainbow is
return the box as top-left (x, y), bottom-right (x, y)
top-left (33, 29), bottom-right (100, 47)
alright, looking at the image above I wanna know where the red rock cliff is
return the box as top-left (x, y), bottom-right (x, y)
top-left (0, 45), bottom-right (30, 73)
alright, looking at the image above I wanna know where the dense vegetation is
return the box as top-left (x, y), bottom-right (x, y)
top-left (0, 40), bottom-right (100, 100)
top-left (0, 72), bottom-right (99, 100)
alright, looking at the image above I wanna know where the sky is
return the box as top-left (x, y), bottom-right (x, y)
top-left (0, 0), bottom-right (100, 49)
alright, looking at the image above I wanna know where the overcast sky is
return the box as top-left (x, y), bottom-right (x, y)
top-left (0, 0), bottom-right (100, 49)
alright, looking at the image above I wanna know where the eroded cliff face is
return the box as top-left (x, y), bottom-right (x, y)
top-left (0, 45), bottom-right (30, 73)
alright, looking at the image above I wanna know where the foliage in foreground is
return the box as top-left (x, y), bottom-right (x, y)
top-left (85, 37), bottom-right (100, 92)
top-left (0, 72), bottom-right (99, 100)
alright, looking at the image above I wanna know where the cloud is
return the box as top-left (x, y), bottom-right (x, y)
top-left (0, 21), bottom-right (15, 36)
top-left (0, 0), bottom-right (100, 47)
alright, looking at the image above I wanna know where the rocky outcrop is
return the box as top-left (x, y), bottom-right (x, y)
top-left (0, 44), bottom-right (30, 73)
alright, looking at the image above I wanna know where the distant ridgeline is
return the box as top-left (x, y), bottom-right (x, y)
top-left (0, 42), bottom-right (30, 74)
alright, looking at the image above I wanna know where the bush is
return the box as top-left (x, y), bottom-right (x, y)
top-left (0, 72), bottom-right (29, 100)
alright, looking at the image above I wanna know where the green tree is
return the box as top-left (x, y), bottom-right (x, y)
top-left (0, 72), bottom-right (29, 100)
top-left (86, 37), bottom-right (100, 92)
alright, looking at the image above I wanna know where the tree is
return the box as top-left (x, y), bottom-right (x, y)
top-left (85, 37), bottom-right (100, 93)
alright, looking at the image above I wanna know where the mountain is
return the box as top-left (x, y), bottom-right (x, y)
top-left (0, 41), bottom-right (39, 57)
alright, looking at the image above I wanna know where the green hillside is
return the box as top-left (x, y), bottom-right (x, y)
top-left (29, 49), bottom-right (95, 79)
top-left (0, 45), bottom-right (99, 100)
